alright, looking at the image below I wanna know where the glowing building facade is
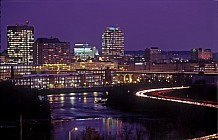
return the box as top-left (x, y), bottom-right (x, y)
top-left (102, 27), bottom-right (124, 61)
top-left (11, 68), bottom-right (116, 89)
top-left (191, 48), bottom-right (212, 62)
top-left (0, 64), bottom-right (32, 80)
top-left (7, 25), bottom-right (34, 64)
top-left (74, 43), bottom-right (99, 61)
top-left (33, 38), bottom-right (71, 64)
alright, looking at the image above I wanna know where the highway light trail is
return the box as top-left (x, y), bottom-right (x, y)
top-left (136, 86), bottom-right (218, 109)
top-left (188, 133), bottom-right (218, 140)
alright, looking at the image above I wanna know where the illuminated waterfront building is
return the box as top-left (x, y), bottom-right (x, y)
top-left (12, 68), bottom-right (116, 89)
top-left (74, 43), bottom-right (99, 61)
top-left (7, 23), bottom-right (34, 64)
top-left (33, 38), bottom-right (71, 64)
top-left (0, 64), bottom-right (32, 80)
top-left (0, 61), bottom-right (117, 87)
top-left (102, 27), bottom-right (124, 62)
top-left (34, 61), bottom-right (118, 73)
top-left (0, 61), bottom-right (118, 80)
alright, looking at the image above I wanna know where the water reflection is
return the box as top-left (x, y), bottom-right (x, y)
top-left (49, 92), bottom-right (217, 140)
top-left (50, 92), bottom-right (147, 139)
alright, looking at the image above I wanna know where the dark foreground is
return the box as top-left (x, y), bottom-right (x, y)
top-left (0, 81), bottom-right (51, 140)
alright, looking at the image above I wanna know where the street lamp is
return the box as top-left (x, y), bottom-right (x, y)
top-left (68, 127), bottom-right (78, 140)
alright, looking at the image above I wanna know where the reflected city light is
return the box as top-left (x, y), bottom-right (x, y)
top-left (60, 93), bottom-right (65, 97)
top-left (70, 97), bottom-right (75, 105)
top-left (93, 92), bottom-right (98, 97)
top-left (70, 93), bottom-right (76, 96)
top-left (49, 96), bottom-right (53, 102)
top-left (84, 97), bottom-right (87, 103)
top-left (60, 96), bottom-right (64, 101)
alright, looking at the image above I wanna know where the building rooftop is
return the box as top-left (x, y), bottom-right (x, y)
top-left (74, 43), bottom-right (92, 48)
top-left (107, 27), bottom-right (119, 31)
top-left (7, 25), bottom-right (34, 30)
top-left (35, 38), bottom-right (65, 43)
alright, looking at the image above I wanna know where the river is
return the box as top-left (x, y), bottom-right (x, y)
top-left (49, 91), bottom-right (216, 140)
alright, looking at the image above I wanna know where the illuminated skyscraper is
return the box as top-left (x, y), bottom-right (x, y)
top-left (7, 23), bottom-right (34, 64)
top-left (33, 37), bottom-right (71, 64)
top-left (102, 27), bottom-right (124, 62)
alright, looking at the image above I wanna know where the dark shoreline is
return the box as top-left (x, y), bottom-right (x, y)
top-left (106, 83), bottom-right (218, 139)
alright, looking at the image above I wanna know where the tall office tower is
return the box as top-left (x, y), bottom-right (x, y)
top-left (144, 47), bottom-right (161, 63)
top-left (33, 38), bottom-right (71, 64)
top-left (7, 23), bottom-right (34, 64)
top-left (74, 43), bottom-right (99, 61)
top-left (102, 27), bottom-right (124, 62)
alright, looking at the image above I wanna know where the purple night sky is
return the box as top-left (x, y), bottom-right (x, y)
top-left (1, 0), bottom-right (218, 52)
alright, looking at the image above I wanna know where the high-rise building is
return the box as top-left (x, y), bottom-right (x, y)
top-left (102, 27), bottom-right (124, 62)
top-left (74, 43), bottom-right (99, 61)
top-left (190, 48), bottom-right (212, 61)
top-left (7, 23), bottom-right (34, 64)
top-left (144, 47), bottom-right (161, 63)
top-left (33, 38), bottom-right (71, 64)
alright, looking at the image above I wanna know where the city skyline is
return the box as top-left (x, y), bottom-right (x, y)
top-left (1, 0), bottom-right (218, 52)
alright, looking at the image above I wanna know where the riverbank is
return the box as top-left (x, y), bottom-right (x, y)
top-left (106, 83), bottom-right (218, 139)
